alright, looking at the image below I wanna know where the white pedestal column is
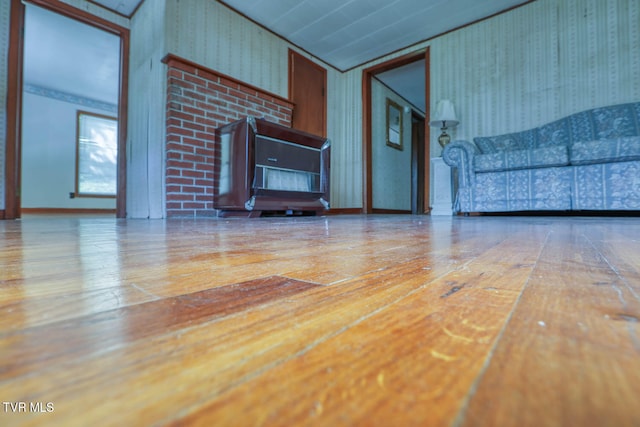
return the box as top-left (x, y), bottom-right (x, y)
top-left (430, 157), bottom-right (453, 215)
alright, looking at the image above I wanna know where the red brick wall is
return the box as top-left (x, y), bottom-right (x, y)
top-left (163, 54), bottom-right (294, 217)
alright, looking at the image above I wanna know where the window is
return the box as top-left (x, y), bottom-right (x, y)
top-left (76, 111), bottom-right (118, 197)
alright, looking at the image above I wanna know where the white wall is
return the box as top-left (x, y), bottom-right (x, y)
top-left (371, 80), bottom-right (412, 211)
top-left (21, 90), bottom-right (117, 209)
top-left (127, 0), bottom-right (167, 218)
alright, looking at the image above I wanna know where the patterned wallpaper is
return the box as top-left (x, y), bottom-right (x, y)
top-left (347, 0), bottom-right (640, 208)
top-left (327, 69), bottom-right (364, 209)
top-left (428, 0), bottom-right (640, 159)
top-left (165, 0), bottom-right (287, 99)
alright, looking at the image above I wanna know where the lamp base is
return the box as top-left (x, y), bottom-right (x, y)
top-left (438, 128), bottom-right (451, 148)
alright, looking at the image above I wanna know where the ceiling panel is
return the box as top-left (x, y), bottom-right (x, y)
top-left (221, 0), bottom-right (531, 71)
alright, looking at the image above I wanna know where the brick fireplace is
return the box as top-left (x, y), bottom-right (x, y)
top-left (162, 54), bottom-right (294, 217)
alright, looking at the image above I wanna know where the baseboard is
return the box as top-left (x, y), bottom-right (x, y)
top-left (325, 208), bottom-right (364, 215)
top-left (371, 208), bottom-right (412, 215)
top-left (21, 208), bottom-right (116, 215)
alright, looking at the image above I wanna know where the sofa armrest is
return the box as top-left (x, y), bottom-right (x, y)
top-left (442, 140), bottom-right (478, 187)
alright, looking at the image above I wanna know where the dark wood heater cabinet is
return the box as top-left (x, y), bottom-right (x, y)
top-left (214, 117), bottom-right (330, 217)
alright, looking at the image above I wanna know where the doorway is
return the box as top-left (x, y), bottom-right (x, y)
top-left (4, 0), bottom-right (129, 219)
top-left (362, 49), bottom-right (430, 214)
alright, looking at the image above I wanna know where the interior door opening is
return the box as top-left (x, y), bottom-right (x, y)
top-left (362, 50), bottom-right (430, 214)
top-left (5, 0), bottom-right (129, 219)
top-left (20, 3), bottom-right (120, 216)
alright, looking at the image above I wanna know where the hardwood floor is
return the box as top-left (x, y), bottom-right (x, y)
top-left (1, 214), bottom-right (639, 427)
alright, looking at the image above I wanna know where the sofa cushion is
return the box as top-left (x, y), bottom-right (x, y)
top-left (591, 104), bottom-right (639, 139)
top-left (473, 129), bottom-right (536, 154)
top-left (570, 137), bottom-right (640, 165)
top-left (474, 145), bottom-right (569, 173)
top-left (537, 118), bottom-right (569, 148)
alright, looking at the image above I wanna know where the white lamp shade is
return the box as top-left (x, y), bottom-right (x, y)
top-left (429, 100), bottom-right (459, 128)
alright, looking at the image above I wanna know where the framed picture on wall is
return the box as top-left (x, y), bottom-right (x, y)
top-left (386, 98), bottom-right (403, 150)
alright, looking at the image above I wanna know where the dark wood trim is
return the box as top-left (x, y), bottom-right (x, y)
top-left (362, 68), bottom-right (373, 214)
top-left (361, 49), bottom-right (431, 215)
top-left (325, 208), bottom-right (364, 215)
top-left (423, 48), bottom-right (431, 214)
top-left (371, 208), bottom-right (412, 215)
top-left (162, 53), bottom-right (294, 109)
top-left (0, 210), bottom-right (5, 219)
top-left (411, 111), bottom-right (425, 215)
top-left (5, 0), bottom-right (129, 219)
top-left (21, 208), bottom-right (116, 214)
top-left (117, 30), bottom-right (130, 219)
top-left (4, 0), bottom-right (25, 219)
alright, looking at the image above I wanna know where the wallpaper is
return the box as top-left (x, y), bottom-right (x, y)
top-left (165, 0), bottom-right (287, 99)
top-left (371, 80), bottom-right (412, 211)
top-left (347, 0), bottom-right (640, 209)
top-left (428, 0), bottom-right (640, 159)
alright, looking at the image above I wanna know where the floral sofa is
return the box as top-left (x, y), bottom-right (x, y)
top-left (442, 101), bottom-right (640, 214)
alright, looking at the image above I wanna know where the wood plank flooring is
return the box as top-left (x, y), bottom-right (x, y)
top-left (1, 214), bottom-right (639, 426)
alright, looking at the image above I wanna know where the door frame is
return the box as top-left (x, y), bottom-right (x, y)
top-left (361, 48), bottom-right (430, 214)
top-left (411, 111), bottom-right (426, 215)
top-left (4, 0), bottom-right (129, 219)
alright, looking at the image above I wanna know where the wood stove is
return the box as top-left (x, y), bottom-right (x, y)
top-left (214, 117), bottom-right (330, 217)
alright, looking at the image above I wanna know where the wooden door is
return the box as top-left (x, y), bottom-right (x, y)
top-left (288, 50), bottom-right (327, 138)
top-left (411, 113), bottom-right (426, 214)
